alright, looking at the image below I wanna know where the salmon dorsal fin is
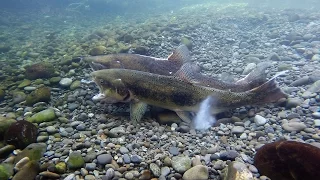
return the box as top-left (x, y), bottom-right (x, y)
top-left (167, 44), bottom-right (191, 63)
top-left (174, 62), bottom-right (201, 83)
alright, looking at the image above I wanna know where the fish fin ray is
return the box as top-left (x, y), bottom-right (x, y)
top-left (175, 111), bottom-right (193, 123)
top-left (130, 102), bottom-right (148, 124)
top-left (168, 45), bottom-right (191, 63)
top-left (174, 63), bottom-right (201, 84)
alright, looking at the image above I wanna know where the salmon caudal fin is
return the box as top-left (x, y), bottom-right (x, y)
top-left (236, 62), bottom-right (272, 88)
top-left (251, 71), bottom-right (288, 104)
top-left (167, 44), bottom-right (191, 63)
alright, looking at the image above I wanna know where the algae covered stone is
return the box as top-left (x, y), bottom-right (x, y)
top-left (89, 46), bottom-right (107, 56)
top-left (181, 37), bottom-right (192, 50)
top-left (12, 91), bottom-right (26, 104)
top-left (25, 86), bottom-right (51, 105)
top-left (27, 108), bottom-right (56, 123)
top-left (55, 162), bottom-right (67, 174)
top-left (25, 62), bottom-right (55, 79)
top-left (0, 89), bottom-right (4, 100)
top-left (18, 79), bottom-right (31, 88)
top-left (4, 120), bottom-right (38, 149)
top-left (0, 163), bottom-right (14, 180)
top-left (70, 80), bottom-right (81, 90)
top-left (67, 151), bottom-right (85, 170)
top-left (14, 143), bottom-right (47, 164)
top-left (0, 117), bottom-right (16, 140)
top-left (12, 160), bottom-right (39, 180)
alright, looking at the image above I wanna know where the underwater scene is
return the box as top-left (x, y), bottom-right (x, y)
top-left (1, 0), bottom-right (320, 179)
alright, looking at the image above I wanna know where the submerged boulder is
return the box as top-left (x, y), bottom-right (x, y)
top-left (25, 62), bottom-right (55, 79)
top-left (25, 86), bottom-right (51, 106)
top-left (254, 140), bottom-right (320, 180)
top-left (4, 120), bottom-right (38, 149)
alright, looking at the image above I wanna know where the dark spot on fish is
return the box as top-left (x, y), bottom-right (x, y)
top-left (171, 92), bottom-right (194, 106)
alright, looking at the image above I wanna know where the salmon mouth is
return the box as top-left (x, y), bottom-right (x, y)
top-left (90, 62), bottom-right (107, 71)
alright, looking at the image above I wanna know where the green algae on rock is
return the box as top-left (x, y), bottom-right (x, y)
top-left (67, 151), bottom-right (85, 170)
top-left (0, 163), bottom-right (14, 180)
top-left (254, 140), bottom-right (320, 180)
top-left (181, 37), bottom-right (192, 50)
top-left (25, 86), bottom-right (51, 106)
top-left (89, 45), bottom-right (107, 56)
top-left (70, 80), bottom-right (81, 90)
top-left (25, 62), bottom-right (55, 80)
top-left (4, 120), bottom-right (38, 149)
top-left (0, 89), bottom-right (4, 100)
top-left (17, 79), bottom-right (31, 89)
top-left (12, 160), bottom-right (39, 180)
top-left (0, 117), bottom-right (16, 141)
top-left (12, 91), bottom-right (26, 104)
top-left (55, 162), bottom-right (67, 174)
top-left (26, 108), bottom-right (56, 123)
top-left (14, 143), bottom-right (47, 164)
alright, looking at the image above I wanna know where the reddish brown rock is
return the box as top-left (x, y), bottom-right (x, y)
top-left (254, 140), bottom-right (320, 180)
top-left (4, 120), bottom-right (38, 149)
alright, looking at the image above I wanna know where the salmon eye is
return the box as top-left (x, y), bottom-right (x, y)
top-left (99, 79), bottom-right (105, 85)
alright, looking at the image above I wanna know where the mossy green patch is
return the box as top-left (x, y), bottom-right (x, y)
top-left (0, 117), bottom-right (16, 140)
top-left (67, 151), bottom-right (85, 170)
top-left (25, 87), bottom-right (51, 106)
top-left (26, 109), bottom-right (56, 123)
top-left (18, 79), bottom-right (31, 88)
top-left (70, 80), bottom-right (81, 90)
top-left (14, 143), bottom-right (47, 164)
top-left (181, 37), bottom-right (192, 50)
top-left (0, 163), bottom-right (14, 180)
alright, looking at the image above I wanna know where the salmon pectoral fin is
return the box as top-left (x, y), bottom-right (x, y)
top-left (252, 71), bottom-right (288, 104)
top-left (175, 111), bottom-right (193, 124)
top-left (168, 44), bottom-right (191, 63)
top-left (130, 102), bottom-right (148, 124)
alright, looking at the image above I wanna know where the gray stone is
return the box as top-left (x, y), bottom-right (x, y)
top-left (282, 122), bottom-right (306, 132)
top-left (85, 163), bottom-right (96, 171)
top-left (97, 154), bottom-right (112, 165)
top-left (231, 126), bottom-right (245, 134)
top-left (160, 166), bottom-right (170, 177)
top-left (150, 163), bottom-right (161, 177)
top-left (169, 146), bottom-right (179, 156)
top-left (123, 154), bottom-right (131, 164)
top-left (254, 115), bottom-right (267, 126)
top-left (220, 150), bottom-right (239, 160)
top-left (171, 156), bottom-right (191, 173)
top-left (59, 78), bottom-right (73, 87)
top-left (46, 126), bottom-right (57, 134)
top-left (119, 146), bottom-right (129, 154)
top-left (130, 155), bottom-right (142, 163)
top-left (108, 126), bottom-right (126, 138)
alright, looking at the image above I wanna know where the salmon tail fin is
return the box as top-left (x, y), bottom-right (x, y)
top-left (251, 71), bottom-right (288, 103)
top-left (236, 62), bottom-right (272, 88)
top-left (174, 62), bottom-right (201, 83)
top-left (168, 44), bottom-right (191, 63)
